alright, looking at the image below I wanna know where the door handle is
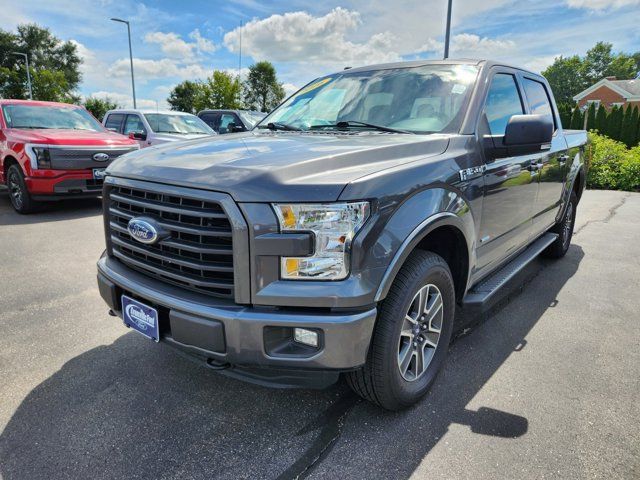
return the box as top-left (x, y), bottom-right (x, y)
top-left (558, 155), bottom-right (569, 166)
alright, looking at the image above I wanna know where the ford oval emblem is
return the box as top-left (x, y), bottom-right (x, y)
top-left (93, 152), bottom-right (110, 162)
top-left (127, 217), bottom-right (160, 244)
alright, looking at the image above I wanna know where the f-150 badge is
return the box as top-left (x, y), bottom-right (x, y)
top-left (459, 165), bottom-right (486, 181)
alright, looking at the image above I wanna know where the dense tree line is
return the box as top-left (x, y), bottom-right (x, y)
top-left (167, 61), bottom-right (285, 113)
top-left (561, 103), bottom-right (640, 148)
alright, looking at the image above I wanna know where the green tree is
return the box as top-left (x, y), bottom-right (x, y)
top-left (83, 96), bottom-right (119, 121)
top-left (0, 23), bottom-right (81, 101)
top-left (167, 80), bottom-right (206, 114)
top-left (243, 61), bottom-right (285, 112)
top-left (542, 42), bottom-right (638, 108)
top-left (542, 55), bottom-right (585, 106)
top-left (595, 104), bottom-right (607, 134)
top-left (634, 106), bottom-right (640, 147)
top-left (569, 107), bottom-right (584, 130)
top-left (586, 102), bottom-right (597, 130)
top-left (203, 71), bottom-right (242, 109)
top-left (557, 102), bottom-right (573, 129)
top-left (621, 105), bottom-right (639, 148)
top-left (606, 106), bottom-right (624, 140)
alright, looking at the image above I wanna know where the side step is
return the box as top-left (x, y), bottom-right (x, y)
top-left (462, 232), bottom-right (558, 313)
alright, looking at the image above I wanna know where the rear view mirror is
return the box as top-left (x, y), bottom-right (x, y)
top-left (504, 114), bottom-right (553, 147)
top-left (484, 114), bottom-right (553, 159)
top-left (129, 131), bottom-right (147, 141)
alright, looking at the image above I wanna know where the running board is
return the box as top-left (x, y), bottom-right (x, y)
top-left (462, 232), bottom-right (558, 312)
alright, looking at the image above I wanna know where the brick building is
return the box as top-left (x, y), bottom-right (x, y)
top-left (573, 77), bottom-right (640, 110)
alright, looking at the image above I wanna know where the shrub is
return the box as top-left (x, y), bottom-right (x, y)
top-left (586, 133), bottom-right (640, 191)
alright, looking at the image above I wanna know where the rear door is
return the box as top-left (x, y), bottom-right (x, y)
top-left (520, 76), bottom-right (568, 236)
top-left (476, 70), bottom-right (539, 274)
top-left (199, 112), bottom-right (221, 132)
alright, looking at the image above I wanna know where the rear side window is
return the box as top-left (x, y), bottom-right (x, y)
top-left (522, 78), bottom-right (554, 120)
top-left (484, 74), bottom-right (524, 136)
top-left (200, 113), bottom-right (218, 130)
top-left (105, 113), bottom-right (124, 133)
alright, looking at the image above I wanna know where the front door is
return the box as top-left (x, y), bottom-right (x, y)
top-left (520, 76), bottom-right (568, 236)
top-left (476, 71), bottom-right (539, 275)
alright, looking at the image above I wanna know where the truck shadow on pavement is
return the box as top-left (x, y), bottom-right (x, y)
top-left (0, 190), bottom-right (102, 225)
top-left (0, 246), bottom-right (584, 480)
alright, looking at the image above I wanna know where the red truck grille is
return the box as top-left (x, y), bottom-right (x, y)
top-left (106, 184), bottom-right (235, 299)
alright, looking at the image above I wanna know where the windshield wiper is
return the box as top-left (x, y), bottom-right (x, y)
top-left (335, 120), bottom-right (412, 134)
top-left (258, 122), bottom-right (300, 131)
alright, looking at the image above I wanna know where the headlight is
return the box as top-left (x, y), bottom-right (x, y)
top-left (25, 145), bottom-right (51, 169)
top-left (273, 202), bottom-right (370, 280)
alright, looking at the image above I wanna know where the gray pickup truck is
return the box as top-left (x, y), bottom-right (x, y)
top-left (97, 59), bottom-right (587, 410)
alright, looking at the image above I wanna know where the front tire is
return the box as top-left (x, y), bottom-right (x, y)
top-left (7, 164), bottom-right (37, 214)
top-left (543, 191), bottom-right (577, 259)
top-left (347, 251), bottom-right (455, 410)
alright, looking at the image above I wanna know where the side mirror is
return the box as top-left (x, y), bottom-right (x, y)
top-left (129, 131), bottom-right (147, 141)
top-left (485, 114), bottom-right (554, 159)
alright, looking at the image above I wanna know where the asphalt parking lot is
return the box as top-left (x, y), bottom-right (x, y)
top-left (0, 189), bottom-right (638, 480)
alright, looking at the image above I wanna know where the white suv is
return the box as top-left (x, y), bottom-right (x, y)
top-left (102, 109), bottom-right (216, 148)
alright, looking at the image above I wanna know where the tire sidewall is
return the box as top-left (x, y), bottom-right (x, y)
top-left (379, 256), bottom-right (455, 406)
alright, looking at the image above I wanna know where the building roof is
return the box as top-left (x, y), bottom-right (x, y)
top-left (573, 77), bottom-right (640, 102)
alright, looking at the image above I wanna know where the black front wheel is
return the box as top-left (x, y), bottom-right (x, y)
top-left (347, 250), bottom-right (455, 410)
top-left (7, 164), bottom-right (38, 214)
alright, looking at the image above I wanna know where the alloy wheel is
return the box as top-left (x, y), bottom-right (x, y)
top-left (562, 202), bottom-right (574, 249)
top-left (397, 283), bottom-right (444, 382)
top-left (8, 171), bottom-right (23, 210)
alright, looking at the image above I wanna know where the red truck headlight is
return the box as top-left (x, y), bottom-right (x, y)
top-left (25, 145), bottom-right (52, 169)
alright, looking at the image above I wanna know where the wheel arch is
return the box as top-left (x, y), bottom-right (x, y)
top-left (2, 155), bottom-right (21, 182)
top-left (374, 211), bottom-right (473, 304)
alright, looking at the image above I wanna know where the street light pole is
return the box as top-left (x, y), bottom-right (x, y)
top-left (11, 52), bottom-right (32, 100)
top-left (443, 0), bottom-right (453, 59)
top-left (110, 18), bottom-right (137, 108)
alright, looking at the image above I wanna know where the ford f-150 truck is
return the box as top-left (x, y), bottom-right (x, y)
top-left (0, 100), bottom-right (139, 213)
top-left (97, 60), bottom-right (587, 410)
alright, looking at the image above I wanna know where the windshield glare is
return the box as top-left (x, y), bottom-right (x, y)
top-left (2, 104), bottom-right (104, 131)
top-left (261, 64), bottom-right (478, 134)
top-left (144, 113), bottom-right (213, 135)
top-left (238, 111), bottom-right (266, 128)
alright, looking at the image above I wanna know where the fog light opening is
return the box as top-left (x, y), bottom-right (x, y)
top-left (293, 328), bottom-right (319, 348)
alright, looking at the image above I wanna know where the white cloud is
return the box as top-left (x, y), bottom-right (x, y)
top-left (282, 83), bottom-right (299, 96)
top-left (108, 58), bottom-right (210, 82)
top-left (417, 33), bottom-right (515, 56)
top-left (144, 30), bottom-right (217, 60)
top-left (84, 91), bottom-right (166, 110)
top-left (224, 7), bottom-right (400, 66)
top-left (566, 0), bottom-right (640, 10)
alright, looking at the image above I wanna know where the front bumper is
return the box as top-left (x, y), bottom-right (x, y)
top-left (97, 255), bottom-right (377, 388)
top-left (26, 171), bottom-right (103, 199)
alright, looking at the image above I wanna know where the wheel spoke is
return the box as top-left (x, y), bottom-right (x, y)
top-left (400, 328), bottom-right (414, 340)
top-left (405, 314), bottom-right (417, 325)
top-left (399, 344), bottom-right (414, 376)
top-left (425, 294), bottom-right (443, 331)
top-left (423, 332), bottom-right (439, 349)
top-left (417, 285), bottom-right (429, 315)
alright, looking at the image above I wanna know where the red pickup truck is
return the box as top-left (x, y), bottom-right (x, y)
top-left (0, 99), bottom-right (139, 213)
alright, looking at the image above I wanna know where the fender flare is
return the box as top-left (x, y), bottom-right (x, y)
top-left (374, 211), bottom-right (473, 302)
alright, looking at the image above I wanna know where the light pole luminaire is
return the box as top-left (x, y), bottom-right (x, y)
top-left (110, 17), bottom-right (137, 108)
top-left (11, 52), bottom-right (32, 100)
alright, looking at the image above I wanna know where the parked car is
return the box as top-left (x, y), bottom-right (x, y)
top-left (0, 99), bottom-right (139, 213)
top-left (97, 59), bottom-right (587, 410)
top-left (102, 109), bottom-right (215, 148)
top-left (198, 109), bottom-right (266, 134)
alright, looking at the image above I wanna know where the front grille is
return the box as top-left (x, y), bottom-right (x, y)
top-left (107, 184), bottom-right (235, 298)
top-left (49, 147), bottom-right (138, 170)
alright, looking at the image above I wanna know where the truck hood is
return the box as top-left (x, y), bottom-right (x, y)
top-left (107, 131), bottom-right (450, 202)
top-left (151, 133), bottom-right (215, 144)
top-left (6, 128), bottom-right (137, 146)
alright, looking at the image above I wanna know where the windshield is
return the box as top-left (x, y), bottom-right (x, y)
top-left (144, 113), bottom-right (213, 135)
top-left (260, 64), bottom-right (478, 134)
top-left (238, 111), bottom-right (266, 128)
top-left (2, 104), bottom-right (105, 131)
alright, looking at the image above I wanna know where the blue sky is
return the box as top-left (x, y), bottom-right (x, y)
top-left (5, 0), bottom-right (639, 108)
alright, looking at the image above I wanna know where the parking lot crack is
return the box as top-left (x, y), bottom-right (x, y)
top-left (574, 193), bottom-right (629, 236)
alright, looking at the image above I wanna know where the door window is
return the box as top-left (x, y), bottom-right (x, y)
top-left (219, 113), bottom-right (239, 133)
top-left (484, 74), bottom-right (524, 136)
top-left (522, 78), bottom-right (555, 128)
top-left (124, 114), bottom-right (146, 135)
top-left (104, 113), bottom-right (124, 133)
top-left (200, 113), bottom-right (218, 130)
